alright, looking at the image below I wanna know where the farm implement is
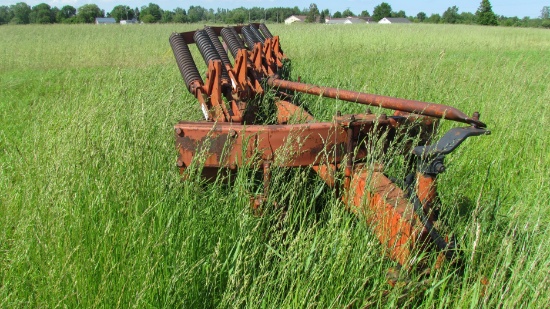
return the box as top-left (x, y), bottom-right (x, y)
top-left (169, 24), bottom-right (489, 267)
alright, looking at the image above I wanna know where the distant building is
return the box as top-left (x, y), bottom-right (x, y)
top-left (378, 17), bottom-right (412, 24)
top-left (325, 17), bottom-right (367, 24)
top-left (285, 15), bottom-right (306, 24)
top-left (284, 15), bottom-right (320, 24)
top-left (120, 18), bottom-right (138, 25)
top-left (95, 17), bottom-right (116, 25)
top-left (358, 17), bottom-right (373, 24)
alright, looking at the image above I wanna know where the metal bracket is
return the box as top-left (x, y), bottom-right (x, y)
top-left (413, 126), bottom-right (490, 175)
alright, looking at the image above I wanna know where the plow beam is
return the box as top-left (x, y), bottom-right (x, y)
top-left (348, 170), bottom-right (429, 266)
top-left (267, 77), bottom-right (486, 128)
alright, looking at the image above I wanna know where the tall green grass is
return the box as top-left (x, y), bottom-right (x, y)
top-left (1, 23), bottom-right (549, 307)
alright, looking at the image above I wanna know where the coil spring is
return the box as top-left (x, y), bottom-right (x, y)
top-left (229, 27), bottom-right (245, 46)
top-left (193, 30), bottom-right (229, 81)
top-left (204, 27), bottom-right (231, 68)
top-left (249, 24), bottom-right (265, 43)
top-left (259, 24), bottom-right (273, 39)
top-left (169, 32), bottom-right (203, 92)
top-left (241, 26), bottom-right (260, 50)
top-left (221, 27), bottom-right (245, 59)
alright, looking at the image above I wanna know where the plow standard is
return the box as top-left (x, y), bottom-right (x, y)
top-left (169, 24), bottom-right (489, 267)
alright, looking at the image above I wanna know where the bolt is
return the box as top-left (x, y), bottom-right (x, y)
top-left (336, 110), bottom-right (342, 117)
top-left (349, 115), bottom-right (356, 122)
top-left (365, 108), bottom-right (372, 115)
top-left (472, 111), bottom-right (480, 121)
top-left (380, 113), bottom-right (388, 120)
top-left (434, 162), bottom-right (446, 173)
top-left (228, 129), bottom-right (237, 138)
top-left (176, 159), bottom-right (184, 168)
top-left (175, 128), bottom-right (184, 136)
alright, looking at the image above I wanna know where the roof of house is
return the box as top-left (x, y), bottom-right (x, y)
top-left (286, 15), bottom-right (307, 22)
top-left (380, 17), bottom-right (411, 24)
top-left (285, 15), bottom-right (321, 23)
top-left (326, 17), bottom-right (365, 24)
top-left (358, 17), bottom-right (373, 22)
top-left (95, 17), bottom-right (116, 24)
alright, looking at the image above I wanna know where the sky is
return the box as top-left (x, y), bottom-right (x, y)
top-left (1, 0), bottom-right (548, 18)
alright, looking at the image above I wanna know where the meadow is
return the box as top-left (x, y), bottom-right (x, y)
top-left (0, 23), bottom-right (549, 307)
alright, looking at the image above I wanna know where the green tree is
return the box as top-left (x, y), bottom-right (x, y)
top-left (360, 10), bottom-right (370, 17)
top-left (140, 3), bottom-right (162, 23)
top-left (30, 3), bottom-right (53, 23)
top-left (541, 6), bottom-right (550, 19)
top-left (392, 10), bottom-right (406, 18)
top-left (248, 7), bottom-right (265, 22)
top-left (476, 0), bottom-right (498, 25)
top-left (140, 14), bottom-right (155, 23)
top-left (426, 13), bottom-right (441, 23)
top-left (0, 5), bottom-right (14, 24)
top-left (319, 9), bottom-right (325, 23)
top-left (187, 5), bottom-right (207, 23)
top-left (11, 2), bottom-right (31, 24)
top-left (342, 8), bottom-right (355, 17)
top-left (56, 5), bottom-right (76, 23)
top-left (161, 12), bottom-right (172, 23)
top-left (416, 12), bottom-right (426, 22)
top-left (372, 2), bottom-right (392, 21)
top-left (77, 4), bottom-right (103, 23)
top-left (305, 3), bottom-right (319, 22)
top-left (161, 10), bottom-right (173, 23)
top-left (111, 5), bottom-right (134, 22)
top-left (499, 16), bottom-right (519, 27)
top-left (320, 9), bottom-right (329, 23)
top-left (172, 7), bottom-right (187, 23)
top-left (460, 12), bottom-right (475, 24)
top-left (442, 6), bottom-right (460, 24)
top-left (332, 11), bottom-right (342, 18)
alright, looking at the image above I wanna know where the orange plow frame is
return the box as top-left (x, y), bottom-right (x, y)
top-left (169, 23), bottom-right (489, 267)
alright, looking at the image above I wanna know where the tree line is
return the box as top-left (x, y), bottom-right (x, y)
top-left (1, 1), bottom-right (549, 28)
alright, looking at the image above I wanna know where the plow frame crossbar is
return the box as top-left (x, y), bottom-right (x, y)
top-left (174, 111), bottom-right (442, 266)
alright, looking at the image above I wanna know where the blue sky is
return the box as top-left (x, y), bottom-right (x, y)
top-left (2, 0), bottom-right (547, 18)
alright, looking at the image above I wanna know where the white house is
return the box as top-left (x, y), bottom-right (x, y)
top-left (285, 15), bottom-right (306, 24)
top-left (378, 17), bottom-right (411, 24)
top-left (95, 17), bottom-right (116, 25)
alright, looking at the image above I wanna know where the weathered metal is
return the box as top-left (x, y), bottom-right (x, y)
top-left (169, 23), bottom-right (490, 268)
top-left (266, 77), bottom-right (486, 128)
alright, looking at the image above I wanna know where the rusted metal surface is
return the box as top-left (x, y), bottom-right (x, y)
top-left (267, 77), bottom-right (486, 128)
top-left (275, 100), bottom-right (315, 124)
top-left (348, 170), bottom-right (429, 265)
top-left (174, 120), bottom-right (349, 168)
top-left (168, 23), bottom-right (489, 268)
top-left (416, 173), bottom-right (438, 221)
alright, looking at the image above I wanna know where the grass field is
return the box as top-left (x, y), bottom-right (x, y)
top-left (1, 23), bottom-right (549, 308)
